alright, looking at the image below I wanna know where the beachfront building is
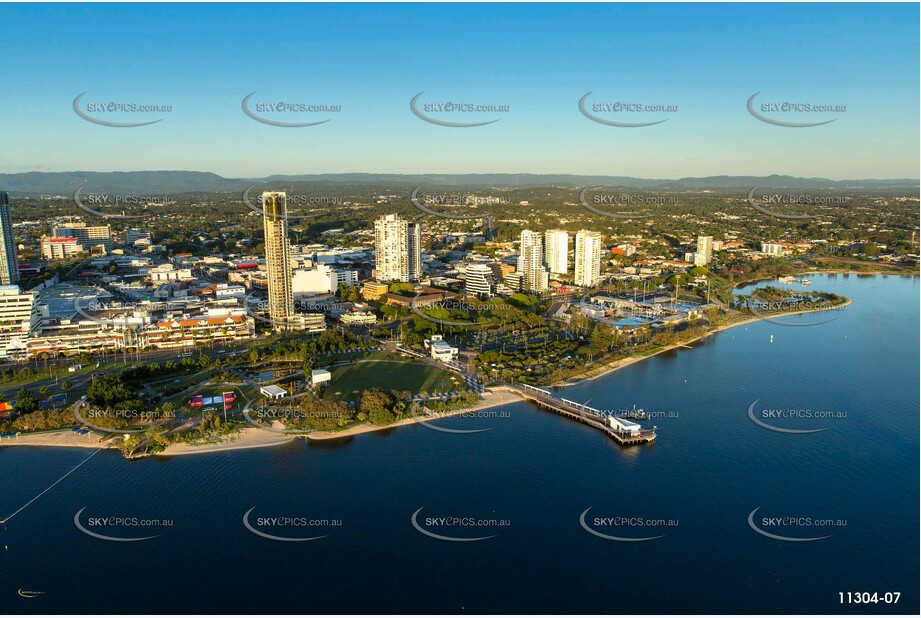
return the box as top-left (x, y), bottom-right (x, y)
top-left (424, 335), bottom-right (459, 362)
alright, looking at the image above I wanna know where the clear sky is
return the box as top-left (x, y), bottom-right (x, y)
top-left (1, 3), bottom-right (918, 179)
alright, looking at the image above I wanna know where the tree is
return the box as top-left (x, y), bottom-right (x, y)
top-left (60, 380), bottom-right (72, 393)
top-left (368, 407), bottom-right (395, 426)
top-left (14, 388), bottom-right (39, 414)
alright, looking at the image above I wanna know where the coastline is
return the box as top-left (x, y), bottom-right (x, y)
top-left (554, 297), bottom-right (853, 388)
top-left (0, 430), bottom-right (116, 451)
top-left (0, 272), bottom-right (867, 456)
top-left (154, 427), bottom-right (295, 457)
top-left (305, 386), bottom-right (523, 441)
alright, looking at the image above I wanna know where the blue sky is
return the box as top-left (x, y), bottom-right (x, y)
top-left (0, 3), bottom-right (917, 179)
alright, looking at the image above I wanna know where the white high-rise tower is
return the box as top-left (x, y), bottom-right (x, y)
top-left (544, 229), bottom-right (569, 275)
top-left (574, 230), bottom-right (602, 287)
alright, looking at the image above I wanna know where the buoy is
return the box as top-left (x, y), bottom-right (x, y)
top-left (770, 335), bottom-right (774, 343)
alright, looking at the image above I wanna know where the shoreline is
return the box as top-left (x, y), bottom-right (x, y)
top-left (0, 430), bottom-right (116, 451)
top-left (553, 296), bottom-right (853, 388)
top-left (153, 427), bottom-right (295, 457)
top-left (0, 269), bottom-right (871, 456)
top-left (305, 387), bottom-right (523, 441)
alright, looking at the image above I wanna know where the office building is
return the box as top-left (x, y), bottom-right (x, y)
top-left (465, 263), bottom-right (494, 298)
top-left (262, 192), bottom-right (295, 329)
top-left (574, 230), bottom-right (602, 287)
top-left (0, 192), bottom-right (19, 285)
top-left (41, 237), bottom-right (83, 260)
top-left (53, 223), bottom-right (112, 253)
top-left (544, 229), bottom-right (569, 275)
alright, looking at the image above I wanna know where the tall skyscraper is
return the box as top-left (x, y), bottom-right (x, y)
top-left (407, 221), bottom-right (422, 281)
top-left (544, 229), bottom-right (569, 276)
top-left (262, 192), bottom-right (294, 329)
top-left (696, 235), bottom-right (713, 266)
top-left (517, 230), bottom-right (549, 293)
top-left (0, 192), bottom-right (19, 285)
top-left (374, 214), bottom-right (421, 283)
top-left (575, 230), bottom-right (602, 287)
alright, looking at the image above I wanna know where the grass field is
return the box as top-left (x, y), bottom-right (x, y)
top-left (323, 360), bottom-right (461, 400)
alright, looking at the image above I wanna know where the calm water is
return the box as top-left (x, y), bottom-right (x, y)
top-left (2, 274), bottom-right (918, 614)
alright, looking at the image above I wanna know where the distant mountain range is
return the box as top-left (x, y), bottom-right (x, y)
top-left (0, 171), bottom-right (917, 195)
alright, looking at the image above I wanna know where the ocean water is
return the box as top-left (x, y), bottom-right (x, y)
top-left (1, 273), bottom-right (917, 614)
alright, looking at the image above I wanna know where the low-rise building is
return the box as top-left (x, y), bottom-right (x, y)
top-left (424, 335), bottom-right (458, 362)
top-left (361, 281), bottom-right (389, 301)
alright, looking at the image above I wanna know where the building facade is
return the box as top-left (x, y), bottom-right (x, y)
top-left (544, 229), bottom-right (569, 275)
top-left (0, 285), bottom-right (36, 358)
top-left (41, 237), bottom-right (82, 260)
top-left (696, 235), bottom-right (713, 266)
top-left (0, 192), bottom-right (19, 285)
top-left (574, 230), bottom-right (602, 287)
top-left (374, 214), bottom-right (421, 283)
top-left (465, 263), bottom-right (494, 298)
top-left (262, 192), bottom-right (295, 329)
top-left (518, 230), bottom-right (549, 293)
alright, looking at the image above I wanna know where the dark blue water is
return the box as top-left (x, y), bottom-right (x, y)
top-left (2, 274), bottom-right (917, 614)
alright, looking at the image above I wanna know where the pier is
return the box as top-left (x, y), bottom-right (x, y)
top-left (511, 384), bottom-right (656, 446)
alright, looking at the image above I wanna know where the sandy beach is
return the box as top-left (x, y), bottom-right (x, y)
top-left (155, 426), bottom-right (295, 457)
top-left (0, 430), bottom-right (116, 450)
